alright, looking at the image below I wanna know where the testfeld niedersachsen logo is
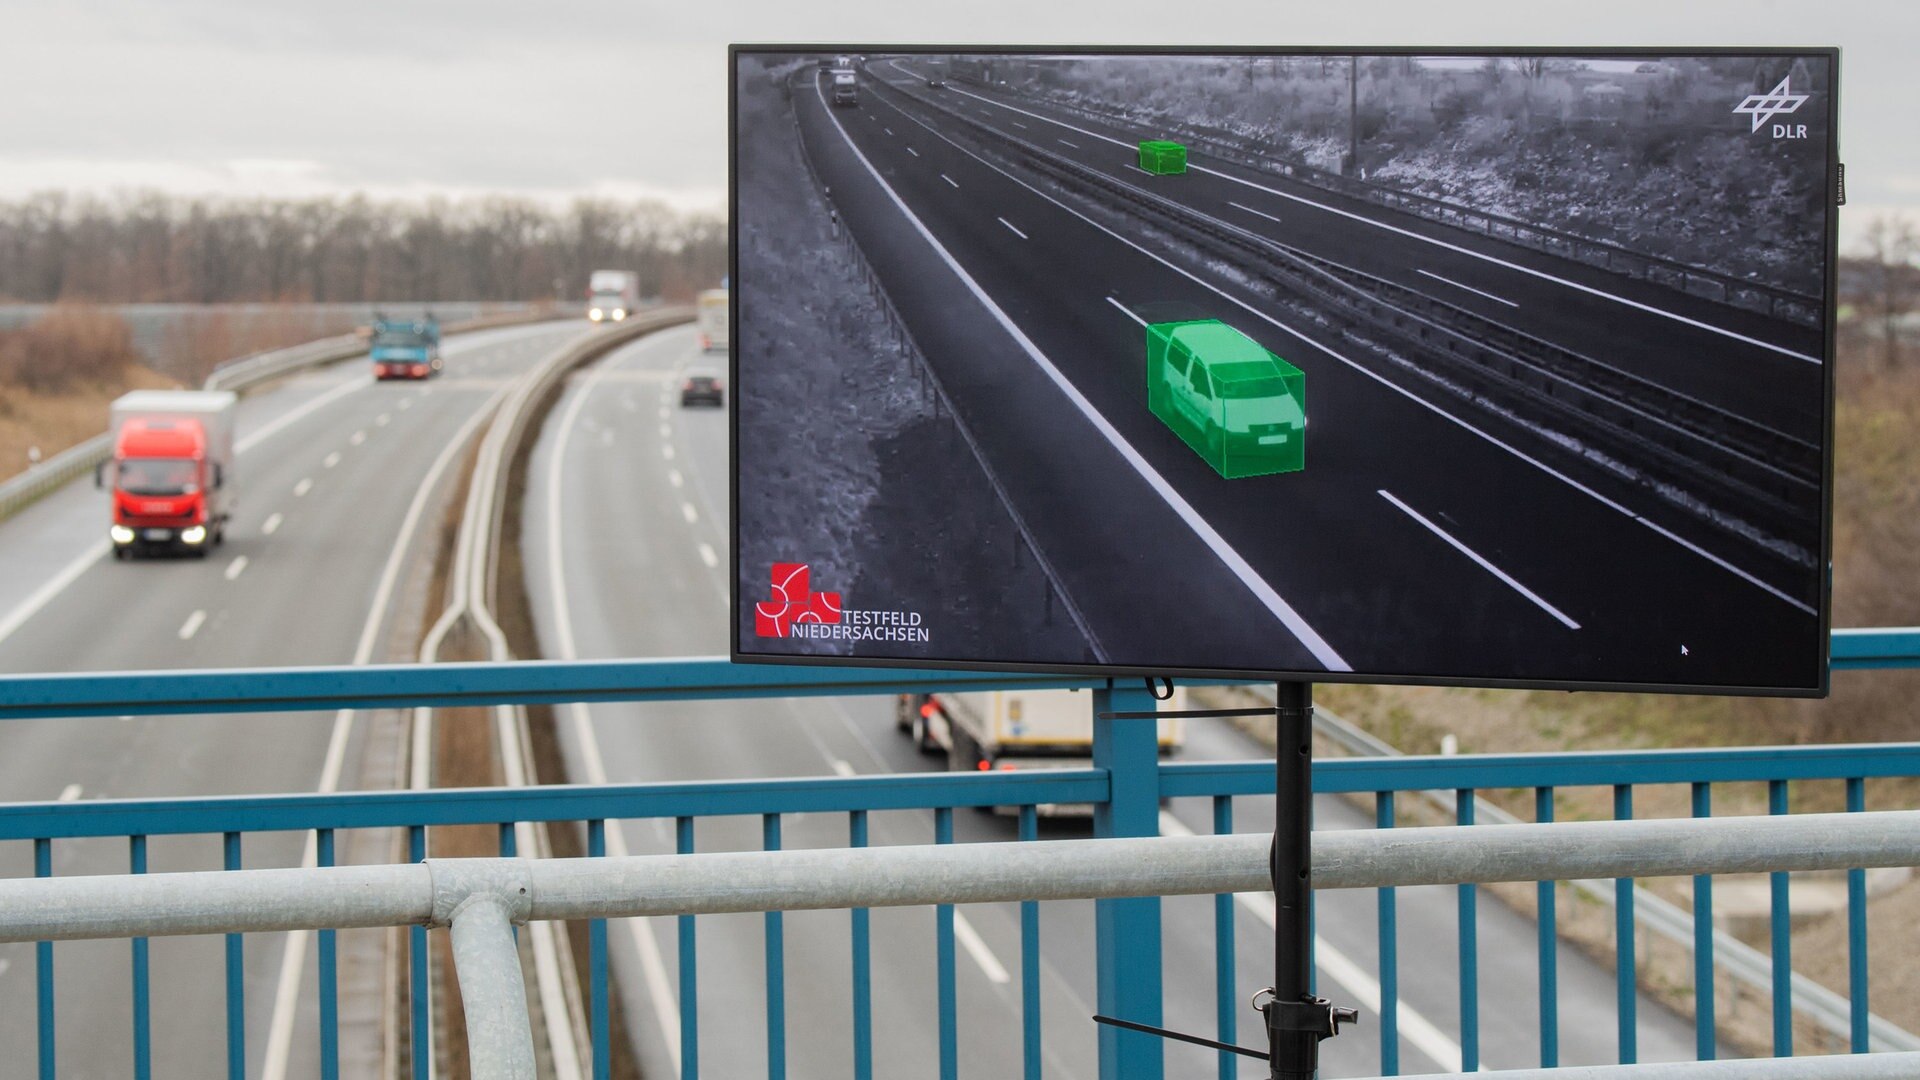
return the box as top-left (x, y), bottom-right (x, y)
top-left (754, 562), bottom-right (929, 642)
top-left (1733, 76), bottom-right (1812, 140)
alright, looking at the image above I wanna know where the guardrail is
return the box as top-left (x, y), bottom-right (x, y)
top-left (0, 631), bottom-right (1917, 1079)
top-left (949, 77), bottom-right (1823, 328)
top-left (0, 306), bottom-right (575, 525)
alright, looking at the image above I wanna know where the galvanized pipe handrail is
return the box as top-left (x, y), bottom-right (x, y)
top-left (1352, 1053), bottom-right (1920, 1079)
top-left (3, 810), bottom-right (1915, 944)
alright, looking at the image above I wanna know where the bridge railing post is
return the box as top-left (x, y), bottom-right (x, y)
top-left (1093, 680), bottom-right (1165, 1080)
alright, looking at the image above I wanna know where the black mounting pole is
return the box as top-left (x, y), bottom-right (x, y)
top-left (1264, 681), bottom-right (1356, 1080)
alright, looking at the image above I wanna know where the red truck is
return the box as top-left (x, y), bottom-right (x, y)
top-left (98, 390), bottom-right (238, 559)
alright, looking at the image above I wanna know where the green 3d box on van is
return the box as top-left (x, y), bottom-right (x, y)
top-left (1137, 140), bottom-right (1187, 175)
top-left (1146, 319), bottom-right (1305, 478)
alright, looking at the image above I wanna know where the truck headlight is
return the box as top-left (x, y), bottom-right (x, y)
top-left (110, 525), bottom-right (135, 544)
top-left (181, 526), bottom-right (207, 545)
top-left (589, 308), bottom-right (604, 322)
top-left (611, 308), bottom-right (626, 321)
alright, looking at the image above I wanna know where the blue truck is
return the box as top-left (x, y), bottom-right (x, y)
top-left (370, 314), bottom-right (442, 380)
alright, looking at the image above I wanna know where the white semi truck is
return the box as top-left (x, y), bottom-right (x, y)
top-left (897, 687), bottom-right (1185, 814)
top-left (587, 270), bottom-right (640, 322)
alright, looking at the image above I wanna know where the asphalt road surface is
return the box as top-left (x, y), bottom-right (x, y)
top-left (0, 320), bottom-right (586, 1078)
top-left (745, 61), bottom-right (1825, 692)
top-left (523, 325), bottom-right (1708, 1078)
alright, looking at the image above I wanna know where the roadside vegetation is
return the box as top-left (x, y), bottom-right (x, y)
top-left (0, 305), bottom-right (175, 482)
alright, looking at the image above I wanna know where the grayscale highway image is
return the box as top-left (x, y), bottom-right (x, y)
top-left (734, 50), bottom-right (1836, 692)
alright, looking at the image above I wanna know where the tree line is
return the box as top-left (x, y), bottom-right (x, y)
top-left (0, 192), bottom-right (727, 305)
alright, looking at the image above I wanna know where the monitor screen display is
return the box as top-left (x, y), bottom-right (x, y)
top-left (730, 47), bottom-right (1838, 695)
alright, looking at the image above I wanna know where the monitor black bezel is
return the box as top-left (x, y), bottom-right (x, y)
top-left (728, 44), bottom-right (1841, 698)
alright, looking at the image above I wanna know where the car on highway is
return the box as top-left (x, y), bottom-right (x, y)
top-left (926, 75), bottom-right (945, 88)
top-left (1146, 318), bottom-right (1306, 478)
top-left (680, 369), bottom-right (725, 408)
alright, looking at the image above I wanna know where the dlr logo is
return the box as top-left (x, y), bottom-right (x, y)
top-left (1774, 123), bottom-right (1810, 139)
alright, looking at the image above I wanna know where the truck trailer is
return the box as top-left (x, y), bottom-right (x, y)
top-left (696, 288), bottom-right (729, 352)
top-left (898, 687), bottom-right (1185, 815)
top-left (588, 270), bottom-right (640, 323)
top-left (99, 390), bottom-right (239, 559)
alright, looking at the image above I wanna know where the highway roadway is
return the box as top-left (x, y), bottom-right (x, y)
top-left (0, 320), bottom-right (585, 1078)
top-left (742, 61), bottom-right (1826, 693)
top-left (522, 324), bottom-right (1708, 1078)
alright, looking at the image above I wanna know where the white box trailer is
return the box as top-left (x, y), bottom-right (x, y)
top-left (697, 289), bottom-right (729, 352)
top-left (897, 687), bottom-right (1185, 815)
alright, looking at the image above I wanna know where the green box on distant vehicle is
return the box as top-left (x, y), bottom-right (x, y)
top-left (1137, 140), bottom-right (1188, 175)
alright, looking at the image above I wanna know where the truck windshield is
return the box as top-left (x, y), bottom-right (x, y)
top-left (373, 328), bottom-right (430, 348)
top-left (118, 458), bottom-right (197, 495)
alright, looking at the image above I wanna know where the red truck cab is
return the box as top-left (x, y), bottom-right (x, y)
top-left (102, 391), bottom-right (238, 559)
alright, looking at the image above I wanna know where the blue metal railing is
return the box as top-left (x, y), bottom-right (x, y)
top-left (2, 628), bottom-right (1917, 1078)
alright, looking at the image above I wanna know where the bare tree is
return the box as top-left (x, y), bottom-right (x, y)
top-left (1862, 214), bottom-right (1918, 366)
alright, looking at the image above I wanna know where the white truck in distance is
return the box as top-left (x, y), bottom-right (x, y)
top-left (898, 687), bottom-right (1185, 815)
top-left (697, 288), bottom-right (729, 352)
top-left (587, 270), bottom-right (640, 323)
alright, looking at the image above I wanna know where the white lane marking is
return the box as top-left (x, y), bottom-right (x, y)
top-left (224, 556), bottom-right (249, 581)
top-left (658, 405), bottom-right (671, 420)
top-left (237, 374), bottom-right (369, 453)
top-left (350, 430), bottom-right (366, 446)
top-left (397, 398), bottom-right (413, 411)
top-left (260, 368), bottom-right (520, 1080)
top-left (698, 542), bottom-right (719, 569)
top-left (1379, 490), bottom-right (1580, 630)
top-left (0, 540), bottom-right (109, 648)
top-left (322, 451), bottom-right (341, 469)
top-left (941, 173), bottom-right (959, 189)
top-left (177, 610), bottom-right (207, 640)
top-left (600, 429), bottom-right (614, 448)
top-left (1157, 811), bottom-right (1469, 1071)
top-left (547, 341), bottom-right (686, 1070)
top-left (1011, 120), bottom-right (1028, 129)
top-left (658, 423), bottom-right (671, 439)
top-left (1105, 297), bottom-right (1147, 327)
top-left (1057, 138), bottom-right (1079, 149)
top-left (58, 784), bottom-right (82, 802)
top-left (820, 80), bottom-right (1349, 671)
top-left (1229, 200), bottom-right (1283, 225)
top-left (667, 469), bottom-right (684, 489)
top-left (952, 911), bottom-right (1013, 985)
top-left (661, 443), bottom-right (676, 461)
top-left (907, 147), bottom-right (920, 157)
top-left (997, 217), bottom-right (1029, 240)
top-left (885, 126), bottom-right (895, 135)
top-left (1124, 163), bottom-right (1153, 175)
top-left (261, 513), bottom-right (283, 536)
top-left (376, 413), bottom-right (391, 426)
top-left (1418, 269), bottom-right (1519, 309)
top-left (830, 758), bottom-right (857, 778)
top-left (293, 478), bottom-right (313, 497)
top-left (0, 959), bottom-right (10, 978)
top-left (938, 81), bottom-right (1817, 365)
top-left (680, 502), bottom-right (698, 525)
top-left (877, 88), bottom-right (1812, 615)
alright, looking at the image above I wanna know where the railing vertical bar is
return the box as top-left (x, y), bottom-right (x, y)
top-left (1691, 783), bottom-right (1715, 1062)
top-left (1615, 784), bottom-right (1637, 1064)
top-left (131, 835), bottom-right (151, 1080)
top-left (677, 815), bottom-right (699, 1080)
top-left (1534, 786), bottom-right (1557, 1068)
top-left (588, 819), bottom-right (611, 1080)
top-left (850, 811), bottom-right (873, 1080)
top-left (1376, 792), bottom-right (1399, 1077)
top-left (1019, 804), bottom-right (1041, 1080)
top-left (318, 828), bottom-right (340, 1080)
top-left (1847, 777), bottom-right (1869, 1055)
top-left (763, 813), bottom-right (786, 1080)
top-left (1456, 789), bottom-right (1478, 1073)
top-left (1215, 795), bottom-right (1239, 1080)
top-left (935, 806), bottom-right (959, 1080)
top-left (498, 821), bottom-right (516, 858)
top-left (35, 837), bottom-right (52, 1080)
top-left (224, 830), bottom-right (245, 1080)
top-left (1769, 779), bottom-right (1792, 1057)
top-left (409, 824), bottom-right (429, 1080)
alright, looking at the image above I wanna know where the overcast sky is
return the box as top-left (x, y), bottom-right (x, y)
top-left (1, 0), bottom-right (1913, 248)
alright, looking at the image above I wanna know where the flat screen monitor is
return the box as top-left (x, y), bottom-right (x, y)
top-left (730, 46), bottom-right (1839, 696)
